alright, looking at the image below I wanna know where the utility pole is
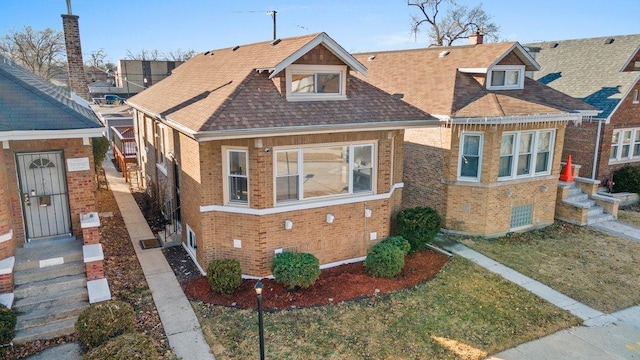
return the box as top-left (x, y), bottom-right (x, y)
top-left (268, 11), bottom-right (277, 40)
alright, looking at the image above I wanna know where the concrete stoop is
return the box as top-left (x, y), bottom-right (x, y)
top-left (559, 182), bottom-right (615, 225)
top-left (12, 237), bottom-right (89, 344)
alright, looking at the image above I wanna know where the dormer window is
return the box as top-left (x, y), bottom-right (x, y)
top-left (487, 65), bottom-right (525, 90)
top-left (286, 64), bottom-right (347, 101)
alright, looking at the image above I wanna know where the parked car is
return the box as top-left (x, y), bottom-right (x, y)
top-left (105, 94), bottom-right (126, 105)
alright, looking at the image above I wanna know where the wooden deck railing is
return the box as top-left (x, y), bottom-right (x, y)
top-left (111, 126), bottom-right (137, 183)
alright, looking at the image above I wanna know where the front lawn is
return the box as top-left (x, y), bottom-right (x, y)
top-left (459, 221), bottom-right (640, 313)
top-left (618, 208), bottom-right (640, 228)
top-left (193, 256), bottom-right (579, 359)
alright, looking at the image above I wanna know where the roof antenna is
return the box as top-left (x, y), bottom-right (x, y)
top-left (65, 0), bottom-right (72, 14)
top-left (268, 10), bottom-right (277, 40)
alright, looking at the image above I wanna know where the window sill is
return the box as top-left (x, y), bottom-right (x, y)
top-left (608, 158), bottom-right (640, 165)
top-left (286, 94), bottom-right (347, 102)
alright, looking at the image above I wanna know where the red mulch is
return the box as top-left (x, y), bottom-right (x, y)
top-left (184, 250), bottom-right (450, 310)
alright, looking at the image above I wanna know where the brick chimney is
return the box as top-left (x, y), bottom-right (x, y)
top-left (469, 31), bottom-right (484, 45)
top-left (61, 1), bottom-right (89, 100)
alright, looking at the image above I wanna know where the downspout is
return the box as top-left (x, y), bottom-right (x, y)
top-left (592, 119), bottom-right (603, 180)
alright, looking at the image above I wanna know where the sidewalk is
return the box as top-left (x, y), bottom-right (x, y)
top-left (433, 221), bottom-right (640, 360)
top-left (103, 162), bottom-right (215, 360)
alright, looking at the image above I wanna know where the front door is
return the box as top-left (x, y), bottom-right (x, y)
top-left (16, 151), bottom-right (71, 240)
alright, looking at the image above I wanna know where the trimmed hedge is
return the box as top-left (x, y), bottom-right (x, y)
top-left (207, 258), bottom-right (243, 294)
top-left (381, 236), bottom-right (411, 255)
top-left (271, 252), bottom-right (321, 290)
top-left (0, 304), bottom-right (16, 345)
top-left (75, 300), bottom-right (135, 349)
top-left (396, 207), bottom-right (441, 251)
top-left (364, 242), bottom-right (405, 278)
top-left (83, 333), bottom-right (158, 360)
top-left (92, 136), bottom-right (110, 171)
top-left (613, 165), bottom-right (640, 194)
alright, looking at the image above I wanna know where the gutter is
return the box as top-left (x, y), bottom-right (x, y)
top-left (0, 127), bottom-right (106, 142)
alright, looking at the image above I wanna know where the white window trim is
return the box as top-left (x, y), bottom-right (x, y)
top-left (633, 89), bottom-right (639, 104)
top-left (285, 64), bottom-right (347, 101)
top-left (457, 132), bottom-right (484, 182)
top-left (498, 129), bottom-right (555, 181)
top-left (154, 122), bottom-right (168, 174)
top-left (487, 65), bottom-right (525, 90)
top-left (609, 127), bottom-right (640, 164)
top-left (273, 141), bottom-right (377, 205)
top-left (223, 147), bottom-right (250, 207)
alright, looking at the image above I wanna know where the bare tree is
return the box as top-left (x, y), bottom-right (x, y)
top-left (86, 48), bottom-right (109, 69)
top-left (167, 48), bottom-right (196, 61)
top-left (125, 49), bottom-right (165, 61)
top-left (408, 0), bottom-right (499, 46)
top-left (0, 26), bottom-right (66, 79)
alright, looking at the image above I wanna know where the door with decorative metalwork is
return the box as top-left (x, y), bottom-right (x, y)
top-left (16, 151), bottom-right (71, 240)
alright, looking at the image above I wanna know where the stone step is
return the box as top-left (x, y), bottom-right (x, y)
top-left (14, 261), bottom-right (85, 285)
top-left (568, 186), bottom-right (584, 196)
top-left (563, 198), bottom-right (596, 208)
top-left (13, 285), bottom-right (88, 312)
top-left (587, 213), bottom-right (615, 225)
top-left (14, 273), bottom-right (87, 298)
top-left (13, 317), bottom-right (77, 345)
top-left (16, 300), bottom-right (87, 331)
top-left (15, 238), bottom-right (82, 272)
top-left (21, 235), bottom-right (77, 249)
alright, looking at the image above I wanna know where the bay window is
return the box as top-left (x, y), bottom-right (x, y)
top-left (499, 130), bottom-right (555, 180)
top-left (458, 133), bottom-right (483, 181)
top-left (275, 143), bottom-right (375, 203)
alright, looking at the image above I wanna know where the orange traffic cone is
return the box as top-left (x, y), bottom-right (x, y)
top-left (559, 154), bottom-right (574, 182)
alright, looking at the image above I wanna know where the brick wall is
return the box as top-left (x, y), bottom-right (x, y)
top-left (85, 261), bottom-right (104, 281)
top-left (0, 274), bottom-right (13, 294)
top-left (61, 15), bottom-right (89, 100)
top-left (0, 149), bottom-right (15, 261)
top-left (562, 120), bottom-right (598, 179)
top-left (2, 139), bottom-right (96, 244)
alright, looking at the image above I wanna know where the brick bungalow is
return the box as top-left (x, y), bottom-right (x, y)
top-left (126, 33), bottom-right (438, 277)
top-left (525, 34), bottom-right (640, 182)
top-left (0, 53), bottom-right (105, 305)
top-left (353, 35), bottom-right (598, 237)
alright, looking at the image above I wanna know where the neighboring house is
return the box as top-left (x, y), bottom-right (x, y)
top-left (0, 53), bottom-right (110, 341)
top-left (114, 60), bottom-right (184, 96)
top-left (353, 36), bottom-right (598, 237)
top-left (525, 34), bottom-right (640, 181)
top-left (126, 33), bottom-right (438, 277)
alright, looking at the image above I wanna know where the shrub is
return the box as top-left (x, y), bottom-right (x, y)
top-left (364, 242), bottom-right (405, 278)
top-left (92, 136), bottom-right (110, 171)
top-left (381, 236), bottom-right (411, 255)
top-left (271, 252), bottom-right (320, 290)
top-left (83, 333), bottom-right (158, 360)
top-left (75, 300), bottom-right (135, 349)
top-left (613, 165), bottom-right (640, 194)
top-left (0, 304), bottom-right (16, 345)
top-left (207, 258), bottom-right (243, 294)
top-left (396, 207), bottom-right (442, 251)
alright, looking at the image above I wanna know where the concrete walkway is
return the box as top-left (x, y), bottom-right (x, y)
top-left (434, 220), bottom-right (640, 360)
top-left (103, 162), bottom-right (215, 360)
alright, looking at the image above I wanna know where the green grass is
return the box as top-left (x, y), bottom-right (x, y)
top-left (193, 256), bottom-right (579, 360)
top-left (618, 209), bottom-right (640, 228)
top-left (458, 221), bottom-right (640, 313)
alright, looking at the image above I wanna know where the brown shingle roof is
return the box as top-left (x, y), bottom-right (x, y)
top-left (127, 33), bottom-right (436, 136)
top-left (353, 43), bottom-right (596, 119)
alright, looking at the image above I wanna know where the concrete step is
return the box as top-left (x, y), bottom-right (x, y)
top-left (16, 300), bottom-right (87, 331)
top-left (13, 286), bottom-right (88, 312)
top-left (587, 206), bottom-right (604, 217)
top-left (14, 273), bottom-right (87, 298)
top-left (14, 261), bottom-right (85, 285)
top-left (13, 317), bottom-right (77, 345)
top-left (568, 186), bottom-right (584, 197)
top-left (587, 213), bottom-right (615, 225)
top-left (21, 235), bottom-right (77, 249)
top-left (15, 238), bottom-right (82, 272)
top-left (563, 198), bottom-right (596, 208)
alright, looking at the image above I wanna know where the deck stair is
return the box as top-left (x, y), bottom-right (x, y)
top-left (12, 236), bottom-right (88, 344)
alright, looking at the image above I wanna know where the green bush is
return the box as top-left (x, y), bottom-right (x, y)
top-left (83, 333), bottom-right (158, 360)
top-left (92, 136), bottom-right (110, 171)
top-left (271, 252), bottom-right (321, 290)
top-left (207, 258), bottom-right (243, 294)
top-left (613, 165), bottom-right (640, 194)
top-left (396, 207), bottom-right (442, 251)
top-left (364, 242), bottom-right (405, 278)
top-left (0, 304), bottom-right (16, 345)
top-left (75, 300), bottom-right (135, 349)
top-left (381, 236), bottom-right (411, 255)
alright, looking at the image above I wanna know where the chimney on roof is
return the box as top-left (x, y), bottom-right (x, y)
top-left (61, 1), bottom-right (90, 100)
top-left (469, 31), bottom-right (484, 45)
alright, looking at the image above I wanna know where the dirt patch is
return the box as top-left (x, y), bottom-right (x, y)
top-left (181, 250), bottom-right (450, 310)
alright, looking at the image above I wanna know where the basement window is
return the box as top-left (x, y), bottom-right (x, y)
top-left (510, 204), bottom-right (533, 230)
